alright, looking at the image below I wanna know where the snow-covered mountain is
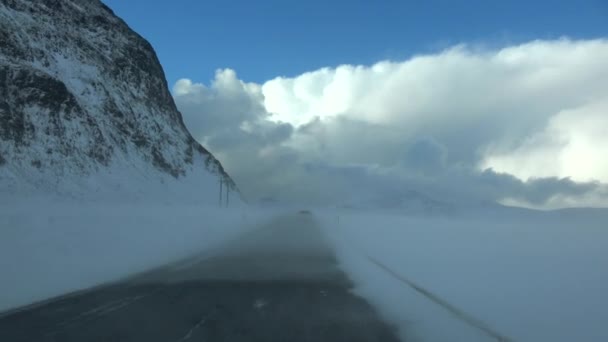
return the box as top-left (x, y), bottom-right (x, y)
top-left (338, 190), bottom-right (456, 216)
top-left (0, 0), bottom-right (239, 203)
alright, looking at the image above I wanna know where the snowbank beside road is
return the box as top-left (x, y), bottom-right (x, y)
top-left (0, 200), bottom-right (276, 313)
top-left (321, 210), bottom-right (608, 342)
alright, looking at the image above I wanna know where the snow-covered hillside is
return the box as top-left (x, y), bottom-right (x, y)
top-left (0, 0), bottom-right (237, 202)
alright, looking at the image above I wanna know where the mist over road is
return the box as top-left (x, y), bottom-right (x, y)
top-left (0, 214), bottom-right (399, 342)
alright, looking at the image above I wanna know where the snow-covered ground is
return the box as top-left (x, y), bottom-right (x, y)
top-left (321, 210), bottom-right (608, 341)
top-left (0, 199), bottom-right (277, 313)
top-left (2, 200), bottom-right (606, 342)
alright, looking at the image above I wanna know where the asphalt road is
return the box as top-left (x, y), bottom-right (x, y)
top-left (0, 214), bottom-right (400, 342)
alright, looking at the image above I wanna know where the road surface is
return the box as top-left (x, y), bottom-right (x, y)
top-left (0, 214), bottom-right (400, 342)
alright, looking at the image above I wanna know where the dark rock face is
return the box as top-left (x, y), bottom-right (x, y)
top-left (0, 0), bottom-right (235, 191)
top-left (0, 66), bottom-right (110, 167)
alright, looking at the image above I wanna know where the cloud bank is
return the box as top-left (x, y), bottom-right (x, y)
top-left (174, 38), bottom-right (608, 209)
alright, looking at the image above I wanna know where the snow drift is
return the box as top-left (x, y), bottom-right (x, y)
top-left (321, 209), bottom-right (608, 341)
top-left (0, 201), bottom-right (278, 313)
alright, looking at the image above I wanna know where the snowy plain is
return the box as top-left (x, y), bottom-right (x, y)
top-left (320, 209), bottom-right (608, 342)
top-left (0, 199), bottom-right (277, 313)
top-left (1, 192), bottom-right (606, 342)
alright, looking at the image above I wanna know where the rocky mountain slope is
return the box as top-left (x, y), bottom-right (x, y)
top-left (0, 0), bottom-right (238, 202)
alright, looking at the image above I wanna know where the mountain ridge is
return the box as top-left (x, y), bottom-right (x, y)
top-left (0, 0), bottom-right (239, 202)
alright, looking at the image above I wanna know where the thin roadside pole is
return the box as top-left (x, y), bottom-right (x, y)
top-left (226, 184), bottom-right (230, 207)
top-left (219, 178), bottom-right (223, 207)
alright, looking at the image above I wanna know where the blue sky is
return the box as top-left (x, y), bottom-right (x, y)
top-left (101, 0), bottom-right (608, 208)
top-left (102, 0), bottom-right (607, 85)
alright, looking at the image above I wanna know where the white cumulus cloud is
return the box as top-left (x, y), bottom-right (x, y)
top-left (174, 38), bottom-right (608, 208)
top-left (482, 99), bottom-right (608, 183)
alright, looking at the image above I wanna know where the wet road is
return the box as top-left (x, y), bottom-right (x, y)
top-left (0, 214), bottom-right (399, 342)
